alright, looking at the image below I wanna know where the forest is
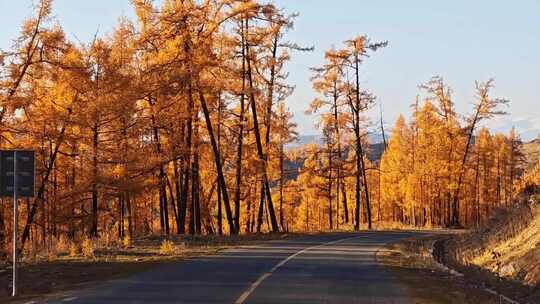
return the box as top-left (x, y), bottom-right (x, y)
top-left (0, 0), bottom-right (533, 260)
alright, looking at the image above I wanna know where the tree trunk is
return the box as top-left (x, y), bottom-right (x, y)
top-left (354, 138), bottom-right (361, 231)
top-left (353, 56), bottom-right (373, 230)
top-left (194, 157), bottom-right (201, 235)
top-left (173, 158), bottom-right (183, 234)
top-left (245, 19), bottom-right (279, 233)
top-left (245, 185), bottom-right (252, 233)
top-left (327, 134), bottom-right (333, 230)
top-left (217, 176), bottom-right (223, 235)
top-left (189, 115), bottom-right (200, 235)
top-left (279, 142), bottom-right (285, 230)
top-left (452, 107), bottom-right (482, 226)
top-left (180, 118), bottom-right (191, 235)
top-left (198, 90), bottom-right (237, 234)
top-left (233, 20), bottom-right (247, 231)
top-left (341, 182), bottom-right (349, 223)
top-left (256, 182), bottom-right (265, 233)
top-left (91, 124), bottom-right (99, 238)
top-left (125, 192), bottom-right (133, 239)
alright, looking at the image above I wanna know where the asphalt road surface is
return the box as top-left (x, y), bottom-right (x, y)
top-left (47, 232), bottom-right (422, 304)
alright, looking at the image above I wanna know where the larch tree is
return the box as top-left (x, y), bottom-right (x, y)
top-left (451, 80), bottom-right (508, 226)
top-left (309, 48), bottom-right (351, 227)
top-left (341, 36), bottom-right (387, 230)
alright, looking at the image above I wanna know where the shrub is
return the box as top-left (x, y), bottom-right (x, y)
top-left (55, 237), bottom-right (68, 254)
top-left (159, 239), bottom-right (176, 255)
top-left (69, 242), bottom-right (78, 257)
top-left (122, 236), bottom-right (131, 248)
top-left (81, 237), bottom-right (95, 258)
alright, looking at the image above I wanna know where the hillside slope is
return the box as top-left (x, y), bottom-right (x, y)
top-left (466, 203), bottom-right (540, 286)
top-left (447, 197), bottom-right (540, 288)
top-left (523, 137), bottom-right (540, 171)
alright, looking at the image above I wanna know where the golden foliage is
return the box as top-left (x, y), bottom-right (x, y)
top-left (159, 240), bottom-right (176, 256)
top-left (81, 237), bottom-right (95, 258)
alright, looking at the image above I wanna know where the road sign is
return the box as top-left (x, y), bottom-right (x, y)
top-left (0, 150), bottom-right (35, 198)
top-left (0, 150), bottom-right (35, 297)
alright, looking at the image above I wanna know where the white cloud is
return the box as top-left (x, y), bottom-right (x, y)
top-left (485, 116), bottom-right (540, 141)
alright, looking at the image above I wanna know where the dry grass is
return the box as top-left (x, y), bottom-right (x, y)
top-left (463, 203), bottom-right (540, 285)
top-left (372, 221), bottom-right (439, 231)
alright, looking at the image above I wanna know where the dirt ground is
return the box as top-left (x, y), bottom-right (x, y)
top-left (0, 233), bottom-right (302, 303)
top-left (377, 247), bottom-right (501, 304)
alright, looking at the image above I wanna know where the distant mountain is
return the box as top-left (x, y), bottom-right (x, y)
top-left (368, 132), bottom-right (388, 145)
top-left (367, 142), bottom-right (386, 162)
top-left (283, 144), bottom-right (386, 184)
top-left (286, 135), bottom-right (324, 149)
top-left (287, 133), bottom-right (540, 177)
top-left (290, 133), bottom-right (386, 148)
top-left (289, 134), bottom-right (386, 161)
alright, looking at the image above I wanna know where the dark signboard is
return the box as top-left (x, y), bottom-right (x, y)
top-left (0, 150), bottom-right (35, 197)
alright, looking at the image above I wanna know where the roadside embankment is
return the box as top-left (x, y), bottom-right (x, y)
top-left (440, 200), bottom-right (540, 284)
top-left (380, 198), bottom-right (540, 304)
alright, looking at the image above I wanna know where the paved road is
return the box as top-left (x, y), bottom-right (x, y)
top-left (48, 232), bottom-right (421, 304)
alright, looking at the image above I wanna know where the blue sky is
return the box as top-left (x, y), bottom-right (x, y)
top-left (2, 0), bottom-right (539, 140)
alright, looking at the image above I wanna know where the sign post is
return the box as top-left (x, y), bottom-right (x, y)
top-left (0, 150), bottom-right (35, 297)
top-left (12, 151), bottom-right (18, 298)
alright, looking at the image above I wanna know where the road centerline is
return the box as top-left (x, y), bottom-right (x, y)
top-left (233, 235), bottom-right (361, 304)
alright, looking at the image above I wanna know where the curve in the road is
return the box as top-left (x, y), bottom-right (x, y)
top-left (43, 231), bottom-right (418, 304)
top-left (233, 235), bottom-right (361, 304)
